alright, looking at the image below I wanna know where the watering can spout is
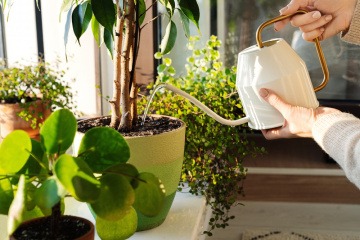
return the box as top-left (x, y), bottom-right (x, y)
top-left (162, 83), bottom-right (250, 126)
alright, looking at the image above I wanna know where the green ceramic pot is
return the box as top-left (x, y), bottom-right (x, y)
top-left (73, 115), bottom-right (186, 231)
top-left (126, 115), bottom-right (186, 231)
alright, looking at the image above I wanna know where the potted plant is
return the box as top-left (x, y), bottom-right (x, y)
top-left (59, 0), bottom-right (200, 231)
top-left (0, 61), bottom-right (76, 140)
top-left (0, 108), bottom-right (165, 239)
top-left (139, 35), bottom-right (265, 236)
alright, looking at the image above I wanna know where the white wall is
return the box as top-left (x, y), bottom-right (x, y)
top-left (3, 1), bottom-right (100, 117)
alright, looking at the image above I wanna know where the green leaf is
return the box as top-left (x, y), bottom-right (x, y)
top-left (7, 175), bottom-right (26, 235)
top-left (17, 139), bottom-right (44, 177)
top-left (91, 14), bottom-right (101, 46)
top-left (40, 109), bottom-right (77, 155)
top-left (179, 9), bottom-right (190, 38)
top-left (91, 0), bottom-right (115, 33)
top-left (54, 154), bottom-right (100, 202)
top-left (90, 173), bottom-right (135, 221)
top-left (178, 0), bottom-right (200, 29)
top-left (159, 0), bottom-right (175, 16)
top-left (72, 1), bottom-right (93, 43)
top-left (0, 177), bottom-right (13, 215)
top-left (138, 0), bottom-right (146, 26)
top-left (96, 207), bottom-right (137, 240)
top-left (160, 20), bottom-right (177, 55)
top-left (34, 177), bottom-right (62, 211)
top-left (104, 28), bottom-right (113, 58)
top-left (133, 172), bottom-right (165, 217)
top-left (78, 127), bottom-right (130, 173)
top-left (104, 163), bottom-right (139, 189)
top-left (0, 130), bottom-right (31, 174)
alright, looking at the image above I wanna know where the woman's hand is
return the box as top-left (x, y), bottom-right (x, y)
top-left (259, 88), bottom-right (340, 139)
top-left (274, 0), bottom-right (357, 41)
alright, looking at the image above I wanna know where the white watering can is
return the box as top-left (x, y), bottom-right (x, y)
top-left (157, 11), bottom-right (329, 130)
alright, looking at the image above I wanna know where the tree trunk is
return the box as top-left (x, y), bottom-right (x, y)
top-left (109, 11), bottom-right (124, 129)
top-left (118, 0), bottom-right (136, 131)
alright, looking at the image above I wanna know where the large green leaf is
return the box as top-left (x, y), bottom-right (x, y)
top-left (90, 173), bottom-right (134, 221)
top-left (178, 9), bottom-right (190, 38)
top-left (0, 130), bottom-right (31, 174)
top-left (34, 177), bottom-right (62, 211)
top-left (160, 20), bottom-right (177, 55)
top-left (104, 28), bottom-right (113, 59)
top-left (138, 0), bottom-right (146, 25)
top-left (104, 163), bottom-right (139, 188)
top-left (72, 1), bottom-right (93, 43)
top-left (96, 207), bottom-right (137, 240)
top-left (40, 109), bottom-right (77, 155)
top-left (133, 172), bottom-right (165, 217)
top-left (91, 14), bottom-right (101, 46)
top-left (0, 177), bottom-right (13, 215)
top-left (78, 127), bottom-right (130, 173)
top-left (17, 139), bottom-right (44, 178)
top-left (91, 0), bottom-right (115, 33)
top-left (178, 0), bottom-right (200, 29)
top-left (54, 154), bottom-right (100, 202)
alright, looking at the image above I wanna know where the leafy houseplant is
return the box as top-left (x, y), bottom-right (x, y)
top-left (61, 0), bottom-right (200, 132)
top-left (59, 0), bottom-right (199, 231)
top-left (138, 36), bottom-right (265, 235)
top-left (0, 109), bottom-right (165, 239)
top-left (0, 61), bottom-right (76, 139)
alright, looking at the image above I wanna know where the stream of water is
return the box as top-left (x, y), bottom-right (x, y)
top-left (141, 83), bottom-right (250, 126)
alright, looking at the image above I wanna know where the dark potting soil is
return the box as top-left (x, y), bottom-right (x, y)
top-left (77, 115), bottom-right (183, 137)
top-left (12, 216), bottom-right (91, 240)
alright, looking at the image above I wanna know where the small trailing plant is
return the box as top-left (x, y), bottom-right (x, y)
top-left (0, 109), bottom-right (165, 239)
top-left (0, 61), bottom-right (76, 128)
top-left (139, 35), bottom-right (265, 235)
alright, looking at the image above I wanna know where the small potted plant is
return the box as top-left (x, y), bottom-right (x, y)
top-left (0, 61), bottom-right (76, 140)
top-left (0, 109), bottom-right (165, 239)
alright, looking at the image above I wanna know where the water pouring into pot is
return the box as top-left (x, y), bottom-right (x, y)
top-left (144, 10), bottom-right (329, 130)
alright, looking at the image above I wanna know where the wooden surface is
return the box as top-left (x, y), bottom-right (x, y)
top-left (241, 174), bottom-right (360, 204)
top-left (239, 135), bottom-right (360, 204)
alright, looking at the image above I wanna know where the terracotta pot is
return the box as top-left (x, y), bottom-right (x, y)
top-left (73, 115), bottom-right (186, 231)
top-left (0, 99), bottom-right (51, 141)
top-left (10, 215), bottom-right (95, 240)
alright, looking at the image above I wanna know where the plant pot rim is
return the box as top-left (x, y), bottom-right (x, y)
top-left (10, 215), bottom-right (95, 240)
top-left (0, 98), bottom-right (44, 106)
top-left (77, 114), bottom-right (186, 140)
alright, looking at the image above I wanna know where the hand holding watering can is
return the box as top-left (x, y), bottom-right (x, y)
top-left (161, 11), bottom-right (329, 130)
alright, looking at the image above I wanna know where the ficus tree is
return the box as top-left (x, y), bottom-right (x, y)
top-left (61, 0), bottom-right (200, 131)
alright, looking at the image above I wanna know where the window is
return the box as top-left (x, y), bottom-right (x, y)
top-left (215, 0), bottom-right (360, 101)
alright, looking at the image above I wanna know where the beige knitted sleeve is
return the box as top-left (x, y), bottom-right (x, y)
top-left (341, 0), bottom-right (360, 44)
top-left (312, 112), bottom-right (360, 189)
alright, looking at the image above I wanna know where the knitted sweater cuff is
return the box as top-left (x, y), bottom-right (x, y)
top-left (341, 0), bottom-right (360, 45)
top-left (312, 112), bottom-right (360, 189)
top-left (312, 112), bottom-right (359, 150)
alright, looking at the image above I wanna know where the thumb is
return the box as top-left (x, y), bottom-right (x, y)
top-left (259, 88), bottom-right (291, 116)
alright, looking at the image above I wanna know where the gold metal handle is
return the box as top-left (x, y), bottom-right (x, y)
top-left (256, 10), bottom-right (329, 92)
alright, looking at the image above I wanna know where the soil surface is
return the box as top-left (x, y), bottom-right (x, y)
top-left (11, 216), bottom-right (92, 240)
top-left (77, 115), bottom-right (183, 137)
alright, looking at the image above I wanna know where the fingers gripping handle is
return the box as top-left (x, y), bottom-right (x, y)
top-left (256, 10), bottom-right (329, 92)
